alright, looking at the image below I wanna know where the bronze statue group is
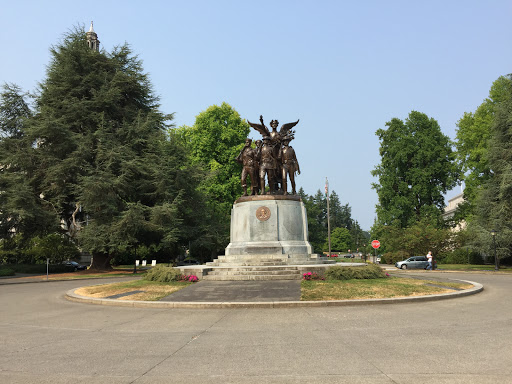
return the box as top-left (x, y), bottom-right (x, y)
top-left (236, 115), bottom-right (300, 196)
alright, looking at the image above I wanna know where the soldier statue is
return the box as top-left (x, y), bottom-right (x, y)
top-left (278, 136), bottom-right (300, 195)
top-left (257, 136), bottom-right (277, 195)
top-left (236, 138), bottom-right (258, 196)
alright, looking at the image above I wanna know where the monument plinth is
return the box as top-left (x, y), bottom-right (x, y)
top-left (225, 195), bottom-right (313, 256)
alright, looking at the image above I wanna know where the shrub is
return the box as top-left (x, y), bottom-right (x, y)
top-left (24, 234), bottom-right (80, 264)
top-left (143, 265), bottom-right (185, 282)
top-left (439, 248), bottom-right (483, 265)
top-left (302, 272), bottom-right (324, 280)
top-left (182, 275), bottom-right (199, 282)
top-left (380, 251), bottom-right (410, 265)
top-left (0, 267), bottom-right (15, 277)
top-left (0, 264), bottom-right (77, 274)
top-left (325, 264), bottom-right (386, 280)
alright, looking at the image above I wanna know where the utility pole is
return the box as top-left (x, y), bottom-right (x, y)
top-left (326, 177), bottom-right (331, 257)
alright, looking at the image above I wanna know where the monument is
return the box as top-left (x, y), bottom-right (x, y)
top-left (181, 115), bottom-right (335, 279)
top-left (216, 116), bottom-right (334, 268)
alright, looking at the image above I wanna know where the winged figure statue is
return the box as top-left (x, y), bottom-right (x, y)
top-left (247, 115), bottom-right (299, 142)
top-left (243, 115), bottom-right (300, 196)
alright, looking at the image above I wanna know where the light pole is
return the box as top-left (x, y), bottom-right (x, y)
top-left (491, 229), bottom-right (498, 271)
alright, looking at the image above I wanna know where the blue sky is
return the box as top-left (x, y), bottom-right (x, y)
top-left (2, 0), bottom-right (511, 230)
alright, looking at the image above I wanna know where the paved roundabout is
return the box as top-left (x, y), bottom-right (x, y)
top-left (1, 271), bottom-right (511, 383)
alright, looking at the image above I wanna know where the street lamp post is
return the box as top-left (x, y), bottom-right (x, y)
top-left (491, 229), bottom-right (498, 271)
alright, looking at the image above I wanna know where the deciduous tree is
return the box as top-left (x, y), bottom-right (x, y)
top-left (372, 111), bottom-right (459, 228)
top-left (174, 103), bottom-right (249, 257)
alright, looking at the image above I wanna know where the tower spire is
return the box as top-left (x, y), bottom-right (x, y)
top-left (86, 21), bottom-right (100, 51)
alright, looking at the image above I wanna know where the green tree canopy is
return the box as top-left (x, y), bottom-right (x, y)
top-left (469, 74), bottom-right (512, 262)
top-left (326, 227), bottom-right (352, 252)
top-left (0, 84), bottom-right (57, 243)
top-left (173, 102), bottom-right (250, 257)
top-left (372, 111), bottom-right (459, 228)
top-left (455, 75), bottom-right (512, 221)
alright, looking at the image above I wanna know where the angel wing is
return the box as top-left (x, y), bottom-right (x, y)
top-left (247, 115), bottom-right (270, 137)
top-left (279, 119), bottom-right (300, 136)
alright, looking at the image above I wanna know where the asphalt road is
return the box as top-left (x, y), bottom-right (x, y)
top-left (0, 272), bottom-right (511, 383)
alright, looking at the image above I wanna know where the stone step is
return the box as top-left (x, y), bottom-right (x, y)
top-left (205, 265), bottom-right (299, 271)
top-left (202, 274), bottom-right (301, 281)
top-left (206, 262), bottom-right (289, 267)
top-left (217, 254), bottom-right (313, 260)
top-left (205, 269), bottom-right (301, 276)
top-left (206, 260), bottom-right (335, 267)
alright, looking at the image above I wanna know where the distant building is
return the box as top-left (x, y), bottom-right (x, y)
top-left (443, 193), bottom-right (466, 231)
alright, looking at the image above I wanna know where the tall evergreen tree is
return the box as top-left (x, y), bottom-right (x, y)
top-left (329, 191), bottom-right (352, 229)
top-left (2, 26), bottom-right (199, 268)
top-left (0, 84), bottom-right (57, 242)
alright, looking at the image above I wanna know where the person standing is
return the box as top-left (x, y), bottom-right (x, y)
top-left (426, 251), bottom-right (433, 270)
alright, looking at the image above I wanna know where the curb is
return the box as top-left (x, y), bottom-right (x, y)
top-left (0, 275), bottom-right (139, 286)
top-left (65, 279), bottom-right (483, 309)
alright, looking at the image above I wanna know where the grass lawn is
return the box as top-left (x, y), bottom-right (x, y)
top-left (300, 277), bottom-right (473, 301)
top-left (75, 280), bottom-right (192, 301)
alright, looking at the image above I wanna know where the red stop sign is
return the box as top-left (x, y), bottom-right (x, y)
top-left (371, 240), bottom-right (380, 249)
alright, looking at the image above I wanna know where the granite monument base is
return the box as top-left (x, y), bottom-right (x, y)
top-left (225, 195), bottom-right (313, 257)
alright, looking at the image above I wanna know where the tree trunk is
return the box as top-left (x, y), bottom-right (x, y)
top-left (89, 253), bottom-right (113, 270)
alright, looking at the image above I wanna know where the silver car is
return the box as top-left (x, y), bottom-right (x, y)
top-left (395, 256), bottom-right (435, 270)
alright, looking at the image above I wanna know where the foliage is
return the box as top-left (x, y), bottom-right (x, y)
top-left (143, 265), bottom-right (199, 283)
top-left (438, 248), bottom-right (483, 265)
top-left (0, 267), bottom-right (15, 276)
top-left (1, 26), bottom-right (203, 269)
top-left (173, 103), bottom-right (249, 258)
top-left (373, 218), bottom-right (451, 257)
top-left (299, 188), bottom-right (366, 253)
top-left (0, 263), bottom-right (77, 274)
top-left (0, 84), bottom-right (58, 240)
top-left (372, 111), bottom-right (459, 228)
top-left (324, 264), bottom-right (386, 280)
top-left (325, 227), bottom-right (352, 252)
top-left (143, 265), bottom-right (183, 282)
top-left (468, 74), bottom-right (512, 262)
top-left (455, 76), bottom-right (512, 221)
top-left (0, 83), bottom-right (32, 138)
top-left (380, 251), bottom-right (410, 265)
top-left (329, 191), bottom-right (353, 229)
top-left (299, 188), bottom-right (327, 252)
top-left (302, 272), bottom-right (324, 280)
top-left (24, 233), bottom-right (80, 264)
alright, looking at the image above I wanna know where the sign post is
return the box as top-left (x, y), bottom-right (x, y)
top-left (371, 240), bottom-right (380, 263)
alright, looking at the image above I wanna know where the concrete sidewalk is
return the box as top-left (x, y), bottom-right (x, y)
top-left (161, 280), bottom-right (302, 302)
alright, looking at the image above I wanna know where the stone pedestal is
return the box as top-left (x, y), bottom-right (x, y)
top-left (225, 195), bottom-right (313, 256)
top-left (181, 195), bottom-right (340, 279)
